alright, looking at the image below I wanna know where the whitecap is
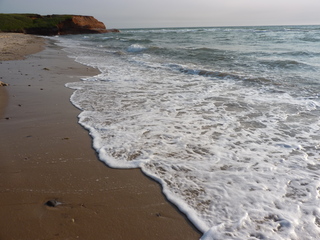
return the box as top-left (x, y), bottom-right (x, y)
top-left (127, 44), bottom-right (147, 52)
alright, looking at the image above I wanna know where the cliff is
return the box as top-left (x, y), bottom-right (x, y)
top-left (58, 16), bottom-right (109, 35)
top-left (25, 15), bottom-right (119, 35)
top-left (0, 14), bottom-right (119, 35)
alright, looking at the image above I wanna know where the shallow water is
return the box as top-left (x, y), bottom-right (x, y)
top-left (55, 25), bottom-right (320, 239)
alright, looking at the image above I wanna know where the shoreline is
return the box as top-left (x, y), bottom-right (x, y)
top-left (0, 34), bottom-right (201, 239)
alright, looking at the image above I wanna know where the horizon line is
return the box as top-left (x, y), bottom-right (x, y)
top-left (117, 23), bottom-right (320, 30)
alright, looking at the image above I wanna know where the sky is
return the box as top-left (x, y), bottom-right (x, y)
top-left (1, 0), bottom-right (320, 29)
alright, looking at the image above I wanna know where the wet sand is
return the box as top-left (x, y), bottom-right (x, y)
top-left (0, 34), bottom-right (201, 239)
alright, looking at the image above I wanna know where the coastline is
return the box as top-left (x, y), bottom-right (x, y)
top-left (0, 34), bottom-right (201, 239)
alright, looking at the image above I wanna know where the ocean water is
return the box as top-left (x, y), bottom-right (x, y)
top-left (55, 25), bottom-right (320, 239)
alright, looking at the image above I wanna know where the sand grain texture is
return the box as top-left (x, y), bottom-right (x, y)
top-left (0, 33), bottom-right (45, 61)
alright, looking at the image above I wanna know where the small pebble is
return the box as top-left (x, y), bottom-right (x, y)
top-left (45, 199), bottom-right (62, 207)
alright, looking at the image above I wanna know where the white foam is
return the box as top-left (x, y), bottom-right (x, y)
top-left (56, 28), bottom-right (320, 239)
top-left (127, 44), bottom-right (147, 52)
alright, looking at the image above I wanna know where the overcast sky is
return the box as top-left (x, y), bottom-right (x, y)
top-left (1, 0), bottom-right (320, 28)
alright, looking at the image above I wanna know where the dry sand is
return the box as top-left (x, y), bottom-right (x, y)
top-left (0, 34), bottom-right (201, 239)
top-left (0, 33), bottom-right (45, 61)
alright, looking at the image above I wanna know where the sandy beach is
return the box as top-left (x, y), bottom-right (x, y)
top-left (0, 33), bottom-right (45, 61)
top-left (0, 33), bottom-right (201, 239)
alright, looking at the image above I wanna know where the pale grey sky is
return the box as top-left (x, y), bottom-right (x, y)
top-left (1, 0), bottom-right (320, 28)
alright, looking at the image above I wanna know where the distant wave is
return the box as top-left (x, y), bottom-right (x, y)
top-left (127, 44), bottom-right (147, 52)
top-left (259, 59), bottom-right (315, 70)
top-left (300, 37), bottom-right (320, 42)
top-left (120, 37), bottom-right (153, 44)
top-left (166, 63), bottom-right (275, 86)
top-left (278, 51), bottom-right (320, 57)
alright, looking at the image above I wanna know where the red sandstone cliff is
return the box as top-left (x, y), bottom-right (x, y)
top-left (24, 15), bottom-right (119, 35)
top-left (58, 16), bottom-right (113, 35)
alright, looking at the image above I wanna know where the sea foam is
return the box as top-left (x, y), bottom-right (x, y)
top-left (58, 25), bottom-right (320, 239)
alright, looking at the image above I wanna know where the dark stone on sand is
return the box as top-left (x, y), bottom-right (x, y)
top-left (0, 81), bottom-right (8, 86)
top-left (45, 199), bottom-right (61, 207)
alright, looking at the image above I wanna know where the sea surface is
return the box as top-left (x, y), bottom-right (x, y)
top-left (55, 25), bottom-right (320, 239)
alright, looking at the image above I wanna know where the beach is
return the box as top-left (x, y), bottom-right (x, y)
top-left (45, 27), bottom-right (320, 239)
top-left (0, 33), bottom-right (201, 239)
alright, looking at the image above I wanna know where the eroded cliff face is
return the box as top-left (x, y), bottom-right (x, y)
top-left (57, 16), bottom-right (110, 35)
top-left (24, 15), bottom-right (119, 35)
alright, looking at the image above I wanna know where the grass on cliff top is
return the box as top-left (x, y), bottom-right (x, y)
top-left (0, 14), bottom-right (73, 32)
